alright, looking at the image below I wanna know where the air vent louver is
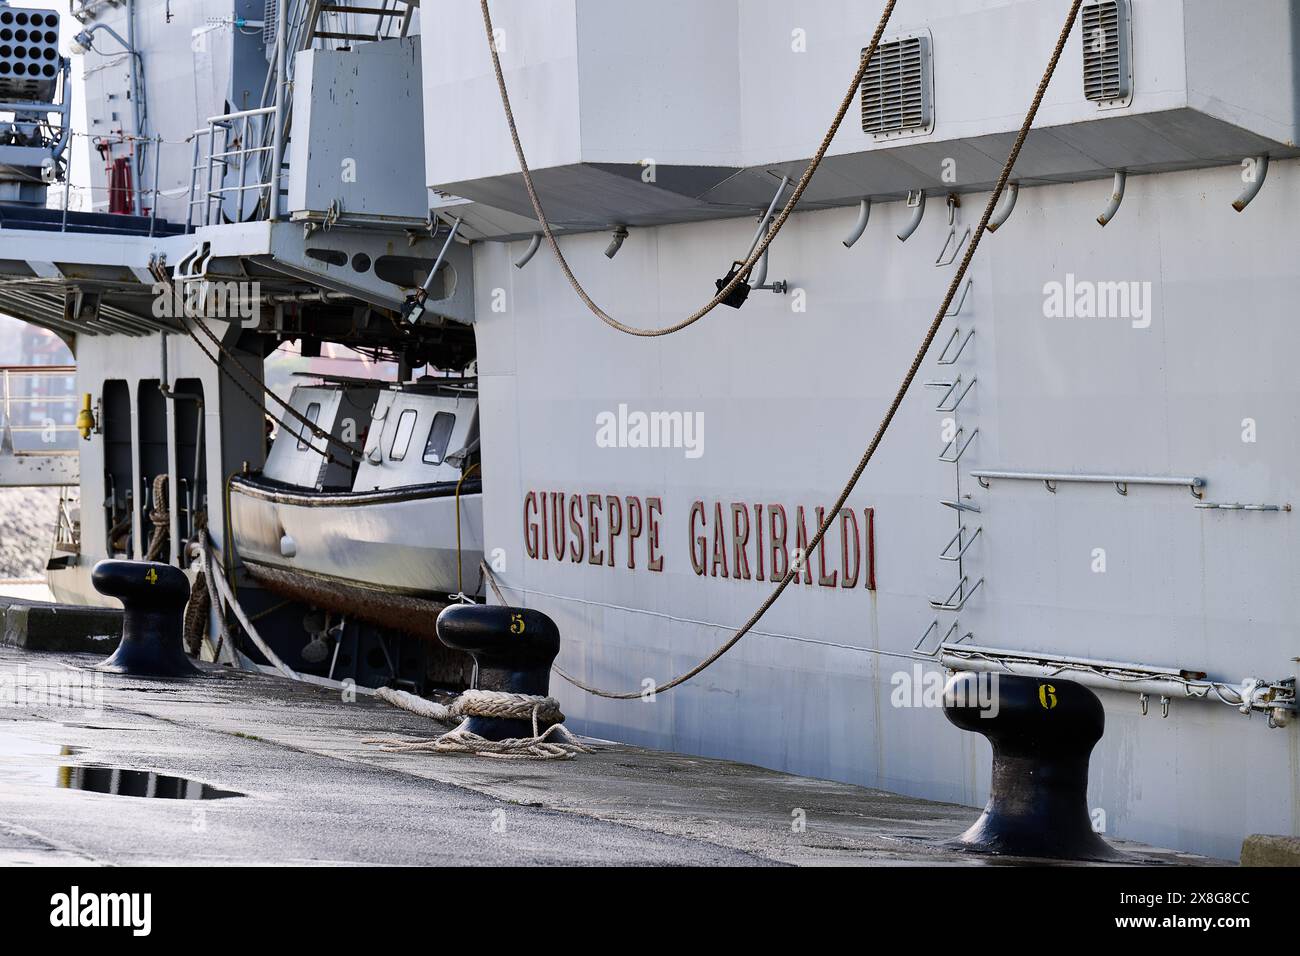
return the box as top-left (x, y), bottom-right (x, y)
top-left (1082, 0), bottom-right (1131, 103)
top-left (263, 0), bottom-right (278, 48)
top-left (860, 35), bottom-right (932, 137)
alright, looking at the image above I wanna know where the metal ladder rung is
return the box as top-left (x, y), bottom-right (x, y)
top-left (915, 619), bottom-right (971, 655)
top-left (929, 576), bottom-right (984, 612)
top-left (944, 278), bottom-right (973, 317)
top-left (939, 427), bottom-right (978, 464)
top-left (937, 325), bottom-right (974, 365)
top-left (926, 375), bottom-right (977, 413)
top-left (939, 525), bottom-right (982, 562)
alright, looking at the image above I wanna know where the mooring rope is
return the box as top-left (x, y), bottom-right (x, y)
top-left (145, 472), bottom-right (170, 561)
top-left (368, 686), bottom-right (592, 760)
top-left (478, 0), bottom-right (900, 337)
top-left (174, 306), bottom-right (360, 464)
top-left (534, 0), bottom-right (1087, 700)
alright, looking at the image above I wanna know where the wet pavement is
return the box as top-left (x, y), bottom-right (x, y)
top-left (0, 645), bottom-right (1222, 866)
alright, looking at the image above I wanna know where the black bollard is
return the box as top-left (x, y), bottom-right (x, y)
top-left (436, 604), bottom-right (560, 741)
top-left (92, 559), bottom-right (199, 677)
top-left (942, 671), bottom-right (1125, 862)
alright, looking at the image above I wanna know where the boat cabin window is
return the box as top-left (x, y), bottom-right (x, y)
top-left (389, 408), bottom-right (418, 461)
top-left (296, 402), bottom-right (321, 451)
top-left (422, 412), bottom-right (456, 465)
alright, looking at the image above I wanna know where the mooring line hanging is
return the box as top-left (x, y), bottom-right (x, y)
top-left (478, 0), bottom-right (900, 337)
top-left (177, 306), bottom-right (362, 463)
top-left (172, 307), bottom-right (345, 465)
top-left (545, 0), bottom-right (1087, 701)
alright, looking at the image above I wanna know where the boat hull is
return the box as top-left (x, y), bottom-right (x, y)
top-left (229, 477), bottom-right (485, 604)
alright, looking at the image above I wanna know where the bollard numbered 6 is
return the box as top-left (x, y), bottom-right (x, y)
top-left (943, 671), bottom-right (1124, 862)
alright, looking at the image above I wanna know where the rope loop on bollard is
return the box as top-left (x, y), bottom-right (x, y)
top-left (367, 687), bottom-right (593, 760)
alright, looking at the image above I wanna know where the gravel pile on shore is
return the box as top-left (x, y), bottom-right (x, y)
top-left (0, 487), bottom-right (59, 579)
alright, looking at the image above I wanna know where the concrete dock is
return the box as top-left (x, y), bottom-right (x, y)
top-left (0, 644), bottom-right (1220, 866)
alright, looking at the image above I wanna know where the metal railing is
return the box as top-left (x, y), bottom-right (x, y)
top-left (186, 106), bottom-right (279, 231)
top-left (0, 365), bottom-right (79, 454)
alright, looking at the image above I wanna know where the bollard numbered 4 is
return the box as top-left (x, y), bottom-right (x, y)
top-left (92, 559), bottom-right (199, 678)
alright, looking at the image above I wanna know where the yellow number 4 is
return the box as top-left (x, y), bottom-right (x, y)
top-left (144, 568), bottom-right (158, 585)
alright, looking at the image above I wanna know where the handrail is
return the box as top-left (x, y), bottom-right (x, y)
top-left (206, 105), bottom-right (277, 124)
top-left (971, 468), bottom-right (1205, 498)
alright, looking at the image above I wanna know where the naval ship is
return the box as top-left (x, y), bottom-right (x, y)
top-left (0, 0), bottom-right (1296, 861)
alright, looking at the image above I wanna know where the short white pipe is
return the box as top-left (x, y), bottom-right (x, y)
top-left (1096, 170), bottom-right (1127, 227)
top-left (513, 234), bottom-right (541, 269)
top-left (985, 183), bottom-right (1019, 233)
top-left (1232, 155), bottom-right (1269, 212)
top-left (896, 191), bottom-right (926, 242)
top-left (842, 198), bottom-right (871, 248)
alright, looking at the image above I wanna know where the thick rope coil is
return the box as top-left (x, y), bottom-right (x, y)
top-left (183, 568), bottom-right (211, 657)
top-left (145, 472), bottom-right (170, 561)
top-left (369, 686), bottom-right (592, 760)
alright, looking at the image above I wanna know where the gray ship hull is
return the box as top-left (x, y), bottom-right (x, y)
top-left (471, 161), bottom-right (1300, 860)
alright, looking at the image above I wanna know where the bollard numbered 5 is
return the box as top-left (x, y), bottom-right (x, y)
top-left (943, 671), bottom-right (1125, 862)
top-left (435, 604), bottom-right (561, 741)
top-left (92, 559), bottom-right (199, 677)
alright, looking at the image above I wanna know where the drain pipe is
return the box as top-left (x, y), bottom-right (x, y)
top-left (842, 198), bottom-right (871, 248)
top-left (514, 234), bottom-right (541, 269)
top-left (158, 333), bottom-right (205, 563)
top-left (1232, 155), bottom-right (1269, 212)
top-left (269, 0), bottom-right (287, 221)
top-left (896, 190), bottom-right (926, 242)
top-left (986, 182), bottom-right (1019, 233)
top-left (1096, 170), bottom-right (1127, 227)
top-left (126, 0), bottom-right (142, 216)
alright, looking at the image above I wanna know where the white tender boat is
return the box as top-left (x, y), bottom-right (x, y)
top-left (228, 381), bottom-right (483, 637)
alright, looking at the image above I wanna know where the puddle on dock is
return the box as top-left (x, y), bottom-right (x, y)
top-left (51, 766), bottom-right (242, 800)
top-left (0, 727), bottom-right (241, 799)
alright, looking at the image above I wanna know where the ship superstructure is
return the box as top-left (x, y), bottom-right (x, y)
top-left (0, 0), bottom-right (1296, 860)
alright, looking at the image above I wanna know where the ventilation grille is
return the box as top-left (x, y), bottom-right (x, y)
top-left (1082, 0), bottom-right (1130, 103)
top-left (263, 0), bottom-right (278, 48)
top-left (860, 36), bottom-right (932, 136)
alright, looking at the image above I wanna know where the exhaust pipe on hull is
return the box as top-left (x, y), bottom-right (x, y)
top-left (986, 182), bottom-right (1019, 233)
top-left (896, 190), bottom-right (926, 242)
top-left (842, 198), bottom-right (871, 248)
top-left (1232, 155), bottom-right (1269, 212)
top-left (513, 234), bottom-right (541, 269)
top-left (1096, 170), bottom-right (1127, 227)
